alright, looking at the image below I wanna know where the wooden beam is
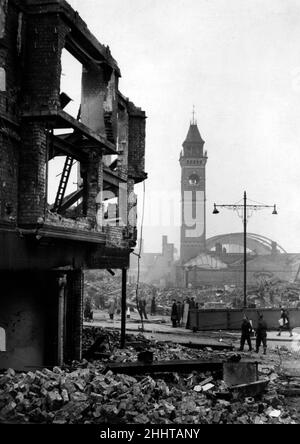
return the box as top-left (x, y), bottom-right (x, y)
top-left (51, 135), bottom-right (87, 162)
top-left (22, 109), bottom-right (117, 154)
top-left (106, 359), bottom-right (224, 376)
top-left (59, 189), bottom-right (84, 213)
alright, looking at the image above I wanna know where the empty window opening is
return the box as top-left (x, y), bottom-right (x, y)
top-left (0, 327), bottom-right (6, 351)
top-left (47, 156), bottom-right (79, 211)
top-left (210, 244), bottom-right (254, 255)
top-left (60, 49), bottom-right (82, 119)
top-left (103, 154), bottom-right (118, 170)
top-left (0, 67), bottom-right (6, 92)
top-left (103, 196), bottom-right (118, 224)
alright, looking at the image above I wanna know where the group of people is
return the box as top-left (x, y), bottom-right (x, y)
top-left (239, 308), bottom-right (293, 354)
top-left (171, 299), bottom-right (184, 327)
top-left (137, 294), bottom-right (158, 319)
top-left (107, 294), bottom-right (157, 321)
top-left (239, 314), bottom-right (267, 354)
top-left (171, 297), bottom-right (198, 327)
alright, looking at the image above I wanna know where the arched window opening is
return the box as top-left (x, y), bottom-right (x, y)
top-left (0, 327), bottom-right (6, 351)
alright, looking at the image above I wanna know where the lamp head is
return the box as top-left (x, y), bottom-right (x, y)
top-left (213, 204), bottom-right (220, 215)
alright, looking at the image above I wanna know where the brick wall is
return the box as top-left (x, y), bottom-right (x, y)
top-left (128, 102), bottom-right (146, 182)
top-left (0, 132), bottom-right (18, 221)
top-left (21, 12), bottom-right (70, 111)
top-left (127, 177), bottom-right (137, 232)
top-left (105, 225), bottom-right (126, 248)
top-left (117, 98), bottom-right (129, 173)
top-left (0, 0), bottom-right (23, 119)
top-left (81, 151), bottom-right (103, 224)
top-left (0, 0), bottom-right (22, 224)
top-left (18, 122), bottom-right (47, 224)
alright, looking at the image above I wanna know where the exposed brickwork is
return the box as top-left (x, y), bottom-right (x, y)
top-left (117, 99), bottom-right (129, 180)
top-left (0, 132), bottom-right (18, 221)
top-left (0, 0), bottom-right (22, 224)
top-left (127, 178), bottom-right (137, 229)
top-left (81, 151), bottom-right (103, 224)
top-left (0, 0), bottom-right (22, 120)
top-left (105, 225), bottom-right (127, 248)
top-left (65, 269), bottom-right (83, 361)
top-left (128, 102), bottom-right (146, 183)
top-left (0, 0), bottom-right (147, 369)
top-left (21, 12), bottom-right (70, 111)
top-left (18, 122), bottom-right (47, 225)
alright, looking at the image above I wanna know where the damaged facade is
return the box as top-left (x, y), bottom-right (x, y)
top-left (0, 0), bottom-right (147, 370)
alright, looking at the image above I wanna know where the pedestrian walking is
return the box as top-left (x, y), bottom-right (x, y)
top-left (171, 299), bottom-right (178, 328)
top-left (256, 314), bottom-right (268, 354)
top-left (151, 295), bottom-right (156, 316)
top-left (108, 298), bottom-right (116, 320)
top-left (139, 296), bottom-right (148, 320)
top-left (84, 297), bottom-right (93, 322)
top-left (277, 308), bottom-right (293, 337)
top-left (186, 296), bottom-right (197, 329)
top-left (238, 314), bottom-right (253, 351)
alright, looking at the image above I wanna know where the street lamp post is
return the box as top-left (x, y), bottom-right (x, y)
top-left (213, 191), bottom-right (277, 308)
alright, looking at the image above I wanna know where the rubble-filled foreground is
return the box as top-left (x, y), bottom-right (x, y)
top-left (0, 328), bottom-right (299, 424)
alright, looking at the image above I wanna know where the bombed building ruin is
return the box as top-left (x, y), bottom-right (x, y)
top-left (0, 0), bottom-right (147, 370)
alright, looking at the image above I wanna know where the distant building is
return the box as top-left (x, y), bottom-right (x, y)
top-left (129, 236), bottom-right (176, 287)
top-left (179, 118), bottom-right (207, 263)
top-left (177, 120), bottom-right (300, 289)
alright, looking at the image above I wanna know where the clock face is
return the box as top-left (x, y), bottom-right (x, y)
top-left (188, 173), bottom-right (200, 185)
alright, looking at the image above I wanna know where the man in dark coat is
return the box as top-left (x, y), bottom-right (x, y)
top-left (176, 300), bottom-right (183, 327)
top-left (151, 295), bottom-right (156, 316)
top-left (171, 299), bottom-right (178, 328)
top-left (239, 314), bottom-right (253, 351)
top-left (139, 297), bottom-right (148, 320)
top-left (84, 297), bottom-right (93, 322)
top-left (190, 297), bottom-right (196, 309)
top-left (277, 308), bottom-right (293, 337)
top-left (256, 314), bottom-right (268, 354)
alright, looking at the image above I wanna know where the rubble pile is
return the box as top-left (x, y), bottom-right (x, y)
top-left (84, 268), bottom-right (300, 313)
top-left (0, 361), bottom-right (297, 424)
top-left (0, 330), bottom-right (299, 424)
top-left (245, 278), bottom-right (300, 308)
top-left (82, 327), bottom-right (227, 363)
top-left (85, 271), bottom-right (158, 312)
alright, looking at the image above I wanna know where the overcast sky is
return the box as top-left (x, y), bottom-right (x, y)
top-left (61, 0), bottom-right (300, 254)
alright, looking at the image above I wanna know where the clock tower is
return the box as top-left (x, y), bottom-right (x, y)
top-left (180, 119), bottom-right (207, 263)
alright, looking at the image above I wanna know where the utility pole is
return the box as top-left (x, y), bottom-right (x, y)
top-left (243, 191), bottom-right (247, 307)
top-left (213, 191), bottom-right (277, 308)
top-left (120, 268), bottom-right (127, 348)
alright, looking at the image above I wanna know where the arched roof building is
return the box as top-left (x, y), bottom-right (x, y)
top-left (205, 232), bottom-right (286, 256)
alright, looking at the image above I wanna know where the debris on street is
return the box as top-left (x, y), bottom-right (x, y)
top-left (0, 327), bottom-right (299, 424)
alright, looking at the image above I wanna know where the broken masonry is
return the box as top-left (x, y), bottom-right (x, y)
top-left (0, 0), bottom-right (147, 370)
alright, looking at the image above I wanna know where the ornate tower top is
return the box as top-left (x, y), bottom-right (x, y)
top-left (181, 122), bottom-right (206, 159)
